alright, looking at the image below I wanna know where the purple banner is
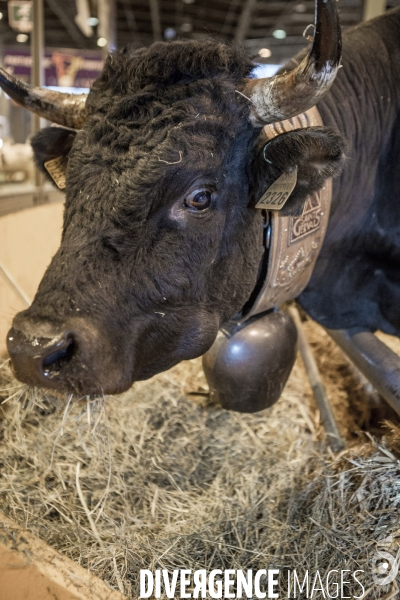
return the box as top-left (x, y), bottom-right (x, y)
top-left (3, 47), bottom-right (103, 88)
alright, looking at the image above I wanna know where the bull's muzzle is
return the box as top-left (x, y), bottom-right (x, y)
top-left (6, 316), bottom-right (126, 396)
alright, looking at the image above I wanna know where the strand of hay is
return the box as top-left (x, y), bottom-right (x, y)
top-left (0, 317), bottom-right (399, 598)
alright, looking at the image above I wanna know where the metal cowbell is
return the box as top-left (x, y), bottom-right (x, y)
top-left (202, 309), bottom-right (297, 413)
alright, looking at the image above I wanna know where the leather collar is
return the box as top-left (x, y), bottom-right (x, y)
top-left (238, 106), bottom-right (332, 323)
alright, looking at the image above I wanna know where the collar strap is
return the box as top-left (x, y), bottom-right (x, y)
top-left (240, 106), bottom-right (332, 322)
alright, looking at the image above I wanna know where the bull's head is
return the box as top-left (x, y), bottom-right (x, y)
top-left (4, 0), bottom-right (345, 396)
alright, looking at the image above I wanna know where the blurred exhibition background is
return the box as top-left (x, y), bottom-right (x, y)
top-left (0, 0), bottom-right (398, 156)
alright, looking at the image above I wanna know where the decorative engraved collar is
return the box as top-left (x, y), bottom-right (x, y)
top-left (240, 106), bottom-right (332, 322)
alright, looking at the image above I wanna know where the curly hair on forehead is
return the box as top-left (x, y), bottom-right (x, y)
top-left (83, 39), bottom-right (256, 154)
top-left (85, 39), bottom-right (255, 114)
top-left (92, 39), bottom-right (253, 91)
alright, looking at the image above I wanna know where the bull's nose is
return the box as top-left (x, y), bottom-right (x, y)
top-left (6, 316), bottom-right (131, 395)
top-left (7, 326), bottom-right (76, 388)
top-left (42, 335), bottom-right (75, 373)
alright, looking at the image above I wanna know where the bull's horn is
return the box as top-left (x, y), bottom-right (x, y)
top-left (0, 68), bottom-right (87, 129)
top-left (244, 0), bottom-right (341, 125)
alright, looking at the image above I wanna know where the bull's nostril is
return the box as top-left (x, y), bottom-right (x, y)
top-left (42, 337), bottom-right (75, 375)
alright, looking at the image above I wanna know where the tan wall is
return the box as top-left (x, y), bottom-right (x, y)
top-left (0, 203), bottom-right (63, 357)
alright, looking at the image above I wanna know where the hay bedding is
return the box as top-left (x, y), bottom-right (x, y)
top-left (0, 316), bottom-right (400, 599)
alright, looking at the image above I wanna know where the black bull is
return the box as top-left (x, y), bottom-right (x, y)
top-left (4, 5), bottom-right (400, 401)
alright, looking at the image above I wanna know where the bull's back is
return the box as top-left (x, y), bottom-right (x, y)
top-left (299, 8), bottom-right (400, 334)
top-left (319, 7), bottom-right (400, 223)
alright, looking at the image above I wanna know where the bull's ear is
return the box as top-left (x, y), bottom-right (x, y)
top-left (249, 126), bottom-right (346, 216)
top-left (31, 126), bottom-right (76, 187)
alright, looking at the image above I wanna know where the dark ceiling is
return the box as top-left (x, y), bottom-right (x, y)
top-left (0, 0), bottom-right (399, 64)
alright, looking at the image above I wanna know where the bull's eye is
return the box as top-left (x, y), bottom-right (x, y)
top-left (184, 189), bottom-right (212, 211)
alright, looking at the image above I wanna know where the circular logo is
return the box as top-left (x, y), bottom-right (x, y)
top-left (371, 550), bottom-right (398, 586)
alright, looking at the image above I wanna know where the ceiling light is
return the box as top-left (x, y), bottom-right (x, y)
top-left (183, 0), bottom-right (195, 4)
top-left (87, 17), bottom-right (99, 26)
top-left (0, 12), bottom-right (3, 20)
top-left (258, 48), bottom-right (272, 58)
top-left (164, 27), bottom-right (176, 40)
top-left (180, 22), bottom-right (193, 33)
top-left (295, 3), bottom-right (307, 12)
top-left (272, 29), bottom-right (286, 39)
top-left (16, 33), bottom-right (28, 43)
top-left (97, 37), bottom-right (107, 47)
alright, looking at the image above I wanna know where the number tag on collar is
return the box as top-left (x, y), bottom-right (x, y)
top-left (255, 167), bottom-right (297, 210)
top-left (44, 156), bottom-right (67, 190)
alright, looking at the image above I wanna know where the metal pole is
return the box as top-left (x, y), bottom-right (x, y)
top-left (31, 0), bottom-right (44, 131)
top-left (234, 0), bottom-right (257, 43)
top-left (98, 0), bottom-right (117, 60)
top-left (149, 0), bottom-right (162, 42)
top-left (31, 0), bottom-right (44, 192)
top-left (327, 328), bottom-right (400, 417)
top-left (289, 307), bottom-right (345, 452)
top-left (0, 261), bottom-right (31, 307)
top-left (363, 0), bottom-right (386, 22)
top-left (108, 0), bottom-right (117, 52)
top-left (0, 39), bottom-right (8, 132)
